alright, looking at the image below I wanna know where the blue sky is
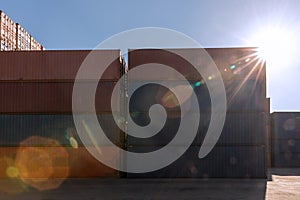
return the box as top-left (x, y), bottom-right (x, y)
top-left (1, 0), bottom-right (300, 111)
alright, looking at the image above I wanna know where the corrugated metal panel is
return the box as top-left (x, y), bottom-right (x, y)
top-left (67, 147), bottom-right (119, 177)
top-left (0, 10), bottom-right (17, 51)
top-left (0, 50), bottom-right (122, 81)
top-left (271, 112), bottom-right (300, 139)
top-left (0, 114), bottom-right (122, 147)
top-left (126, 145), bottom-right (266, 178)
top-left (0, 147), bottom-right (119, 178)
top-left (272, 139), bottom-right (300, 153)
top-left (127, 112), bottom-right (266, 146)
top-left (0, 82), bottom-right (119, 113)
top-left (272, 151), bottom-right (300, 168)
top-left (266, 99), bottom-right (271, 168)
top-left (128, 48), bottom-right (266, 81)
top-left (128, 79), bottom-right (266, 113)
top-left (271, 112), bottom-right (300, 167)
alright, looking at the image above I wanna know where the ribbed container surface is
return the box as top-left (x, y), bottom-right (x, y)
top-left (272, 139), bottom-right (300, 153)
top-left (0, 50), bottom-right (123, 81)
top-left (0, 146), bottom-right (119, 178)
top-left (127, 112), bottom-right (267, 146)
top-left (128, 48), bottom-right (266, 81)
top-left (271, 112), bottom-right (300, 167)
top-left (128, 79), bottom-right (266, 113)
top-left (272, 151), bottom-right (300, 168)
top-left (0, 114), bottom-right (123, 147)
top-left (0, 81), bottom-right (121, 113)
top-left (0, 113), bottom-right (122, 178)
top-left (126, 145), bottom-right (266, 178)
top-left (271, 112), bottom-right (300, 139)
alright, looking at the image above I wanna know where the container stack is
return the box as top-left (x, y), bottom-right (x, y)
top-left (0, 10), bottom-right (17, 51)
top-left (271, 112), bottom-right (300, 167)
top-left (126, 48), bottom-right (267, 178)
top-left (0, 50), bottom-right (125, 178)
top-left (0, 10), bottom-right (44, 51)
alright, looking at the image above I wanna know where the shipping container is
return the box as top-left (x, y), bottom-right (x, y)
top-left (0, 113), bottom-right (122, 178)
top-left (128, 48), bottom-right (266, 113)
top-left (16, 23), bottom-right (31, 51)
top-left (128, 48), bottom-right (266, 81)
top-left (0, 114), bottom-right (123, 147)
top-left (127, 79), bottom-right (266, 113)
top-left (0, 10), bottom-right (43, 51)
top-left (127, 112), bottom-right (267, 146)
top-left (30, 36), bottom-right (43, 50)
top-left (272, 151), bottom-right (300, 168)
top-left (271, 112), bottom-right (300, 167)
top-left (0, 81), bottom-right (121, 113)
top-left (0, 146), bottom-right (119, 178)
top-left (0, 10), bottom-right (17, 51)
top-left (266, 98), bottom-right (271, 167)
top-left (272, 139), bottom-right (300, 153)
top-left (271, 112), bottom-right (300, 139)
top-left (126, 145), bottom-right (266, 178)
top-left (0, 50), bottom-right (123, 81)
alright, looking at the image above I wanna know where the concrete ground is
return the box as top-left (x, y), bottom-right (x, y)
top-left (0, 169), bottom-right (300, 200)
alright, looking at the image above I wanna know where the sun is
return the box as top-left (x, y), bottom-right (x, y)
top-left (250, 27), bottom-right (297, 68)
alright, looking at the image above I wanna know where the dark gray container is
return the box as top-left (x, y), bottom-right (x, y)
top-left (128, 48), bottom-right (267, 113)
top-left (128, 48), bottom-right (266, 81)
top-left (128, 79), bottom-right (266, 113)
top-left (0, 114), bottom-right (123, 147)
top-left (126, 145), bottom-right (266, 178)
top-left (271, 112), bottom-right (300, 167)
top-left (272, 151), bottom-right (300, 168)
top-left (127, 112), bottom-right (267, 146)
top-left (271, 112), bottom-right (300, 139)
top-left (272, 139), bottom-right (300, 153)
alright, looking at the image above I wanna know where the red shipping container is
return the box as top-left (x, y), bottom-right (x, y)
top-left (128, 48), bottom-right (266, 81)
top-left (0, 81), bottom-right (119, 113)
top-left (0, 50), bottom-right (123, 81)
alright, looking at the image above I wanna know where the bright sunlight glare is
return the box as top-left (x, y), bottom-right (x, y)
top-left (250, 27), bottom-right (297, 69)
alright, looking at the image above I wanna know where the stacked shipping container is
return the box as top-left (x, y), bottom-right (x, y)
top-left (0, 10), bottom-right (44, 51)
top-left (0, 10), bottom-right (17, 51)
top-left (0, 48), bottom-right (268, 178)
top-left (126, 48), bottom-right (267, 178)
top-left (271, 112), bottom-right (300, 167)
top-left (0, 50), bottom-right (126, 178)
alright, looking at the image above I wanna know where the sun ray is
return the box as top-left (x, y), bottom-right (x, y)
top-left (227, 55), bottom-right (264, 108)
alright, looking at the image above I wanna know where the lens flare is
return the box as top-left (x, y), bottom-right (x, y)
top-left (250, 27), bottom-right (297, 73)
top-left (69, 137), bottom-right (78, 149)
top-left (194, 81), bottom-right (201, 87)
top-left (161, 84), bottom-right (193, 109)
top-left (6, 166), bottom-right (19, 178)
top-left (0, 155), bottom-right (27, 194)
top-left (15, 136), bottom-right (69, 191)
